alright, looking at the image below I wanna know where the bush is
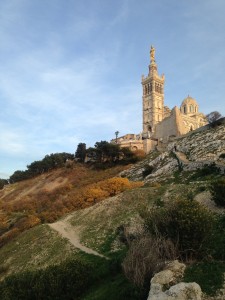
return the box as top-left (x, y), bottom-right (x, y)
top-left (144, 199), bottom-right (215, 259)
top-left (210, 178), bottom-right (225, 207)
top-left (142, 165), bottom-right (154, 177)
top-left (207, 214), bottom-right (225, 260)
top-left (122, 235), bottom-right (177, 287)
top-left (190, 163), bottom-right (220, 180)
top-left (133, 149), bottom-right (146, 160)
top-left (184, 261), bottom-right (225, 296)
top-left (0, 259), bottom-right (93, 300)
top-left (219, 153), bottom-right (225, 159)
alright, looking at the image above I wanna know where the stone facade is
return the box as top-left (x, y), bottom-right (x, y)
top-left (142, 45), bottom-right (165, 136)
top-left (112, 46), bottom-right (208, 153)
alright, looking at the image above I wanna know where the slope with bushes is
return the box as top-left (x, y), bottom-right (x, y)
top-left (0, 124), bottom-right (225, 299)
top-left (0, 163), bottom-right (140, 248)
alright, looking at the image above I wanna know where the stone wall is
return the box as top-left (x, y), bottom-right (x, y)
top-left (153, 107), bottom-right (185, 142)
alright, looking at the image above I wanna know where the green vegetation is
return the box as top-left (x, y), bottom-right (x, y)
top-left (77, 140), bottom-right (140, 168)
top-left (9, 152), bottom-right (74, 183)
top-left (207, 214), bottom-right (225, 260)
top-left (142, 165), bottom-right (154, 177)
top-left (1, 136), bottom-right (225, 299)
top-left (75, 143), bottom-right (87, 162)
top-left (0, 248), bottom-right (147, 300)
top-left (0, 225), bottom-right (78, 279)
top-left (8, 140), bottom-right (142, 184)
top-left (0, 179), bottom-right (8, 190)
top-left (144, 199), bottom-right (215, 259)
top-left (0, 258), bottom-right (93, 300)
top-left (189, 163), bottom-right (220, 181)
top-left (210, 177), bottom-right (225, 207)
top-left (184, 261), bottom-right (225, 296)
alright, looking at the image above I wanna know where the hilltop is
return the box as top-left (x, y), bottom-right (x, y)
top-left (0, 122), bottom-right (225, 299)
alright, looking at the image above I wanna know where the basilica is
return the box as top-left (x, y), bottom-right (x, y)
top-left (113, 46), bottom-right (207, 153)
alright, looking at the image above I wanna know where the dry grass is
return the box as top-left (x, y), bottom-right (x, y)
top-left (122, 235), bottom-right (177, 287)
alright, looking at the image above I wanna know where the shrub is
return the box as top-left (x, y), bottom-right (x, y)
top-left (144, 199), bottom-right (215, 259)
top-left (197, 185), bottom-right (206, 193)
top-left (133, 149), bottom-right (146, 160)
top-left (210, 178), bottom-right (225, 207)
top-left (190, 163), bottom-right (220, 180)
top-left (207, 214), bottom-right (225, 260)
top-left (0, 228), bottom-right (20, 248)
top-left (142, 165), bottom-right (154, 177)
top-left (122, 235), bottom-right (177, 287)
top-left (0, 259), bottom-right (93, 300)
top-left (15, 215), bottom-right (41, 231)
top-left (219, 153), bottom-right (225, 159)
top-left (184, 261), bottom-right (225, 296)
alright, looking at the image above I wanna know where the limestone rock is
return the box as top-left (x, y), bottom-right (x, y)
top-left (151, 269), bottom-right (174, 285)
top-left (147, 260), bottom-right (202, 300)
top-left (166, 282), bottom-right (202, 299)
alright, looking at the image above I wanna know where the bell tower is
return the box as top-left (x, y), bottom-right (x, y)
top-left (142, 46), bottom-right (165, 135)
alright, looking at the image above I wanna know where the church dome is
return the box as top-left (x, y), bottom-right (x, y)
top-left (180, 95), bottom-right (199, 115)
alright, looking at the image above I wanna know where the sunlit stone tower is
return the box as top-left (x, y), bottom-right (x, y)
top-left (142, 46), bottom-right (165, 136)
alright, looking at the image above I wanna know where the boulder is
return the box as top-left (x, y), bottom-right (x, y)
top-left (147, 260), bottom-right (202, 300)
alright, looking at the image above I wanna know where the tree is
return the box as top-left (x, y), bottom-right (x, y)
top-left (9, 170), bottom-right (30, 183)
top-left (75, 143), bottom-right (86, 162)
top-left (206, 111), bottom-right (222, 124)
top-left (94, 141), bottom-right (120, 162)
top-left (115, 131), bottom-right (119, 143)
top-left (0, 179), bottom-right (8, 190)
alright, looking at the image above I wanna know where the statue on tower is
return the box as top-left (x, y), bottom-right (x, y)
top-left (150, 45), bottom-right (155, 62)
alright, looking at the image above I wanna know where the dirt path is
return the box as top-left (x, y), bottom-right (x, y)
top-left (48, 220), bottom-right (107, 259)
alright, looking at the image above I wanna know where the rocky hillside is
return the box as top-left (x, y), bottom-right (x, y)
top-left (0, 122), bottom-right (225, 300)
top-left (121, 121), bottom-right (225, 182)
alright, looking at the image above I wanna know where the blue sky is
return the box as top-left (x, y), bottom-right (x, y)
top-left (1, 0), bottom-right (225, 178)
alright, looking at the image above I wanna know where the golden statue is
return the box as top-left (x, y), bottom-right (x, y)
top-left (150, 45), bottom-right (155, 61)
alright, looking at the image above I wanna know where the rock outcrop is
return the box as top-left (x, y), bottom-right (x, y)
top-left (147, 260), bottom-right (202, 300)
top-left (120, 123), bottom-right (225, 183)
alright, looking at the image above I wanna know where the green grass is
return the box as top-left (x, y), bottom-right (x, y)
top-left (68, 187), bottom-right (158, 252)
top-left (0, 243), bottom-right (147, 300)
top-left (0, 224), bottom-right (79, 280)
top-left (184, 261), bottom-right (225, 296)
top-left (82, 273), bottom-right (146, 300)
top-left (79, 251), bottom-right (147, 300)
